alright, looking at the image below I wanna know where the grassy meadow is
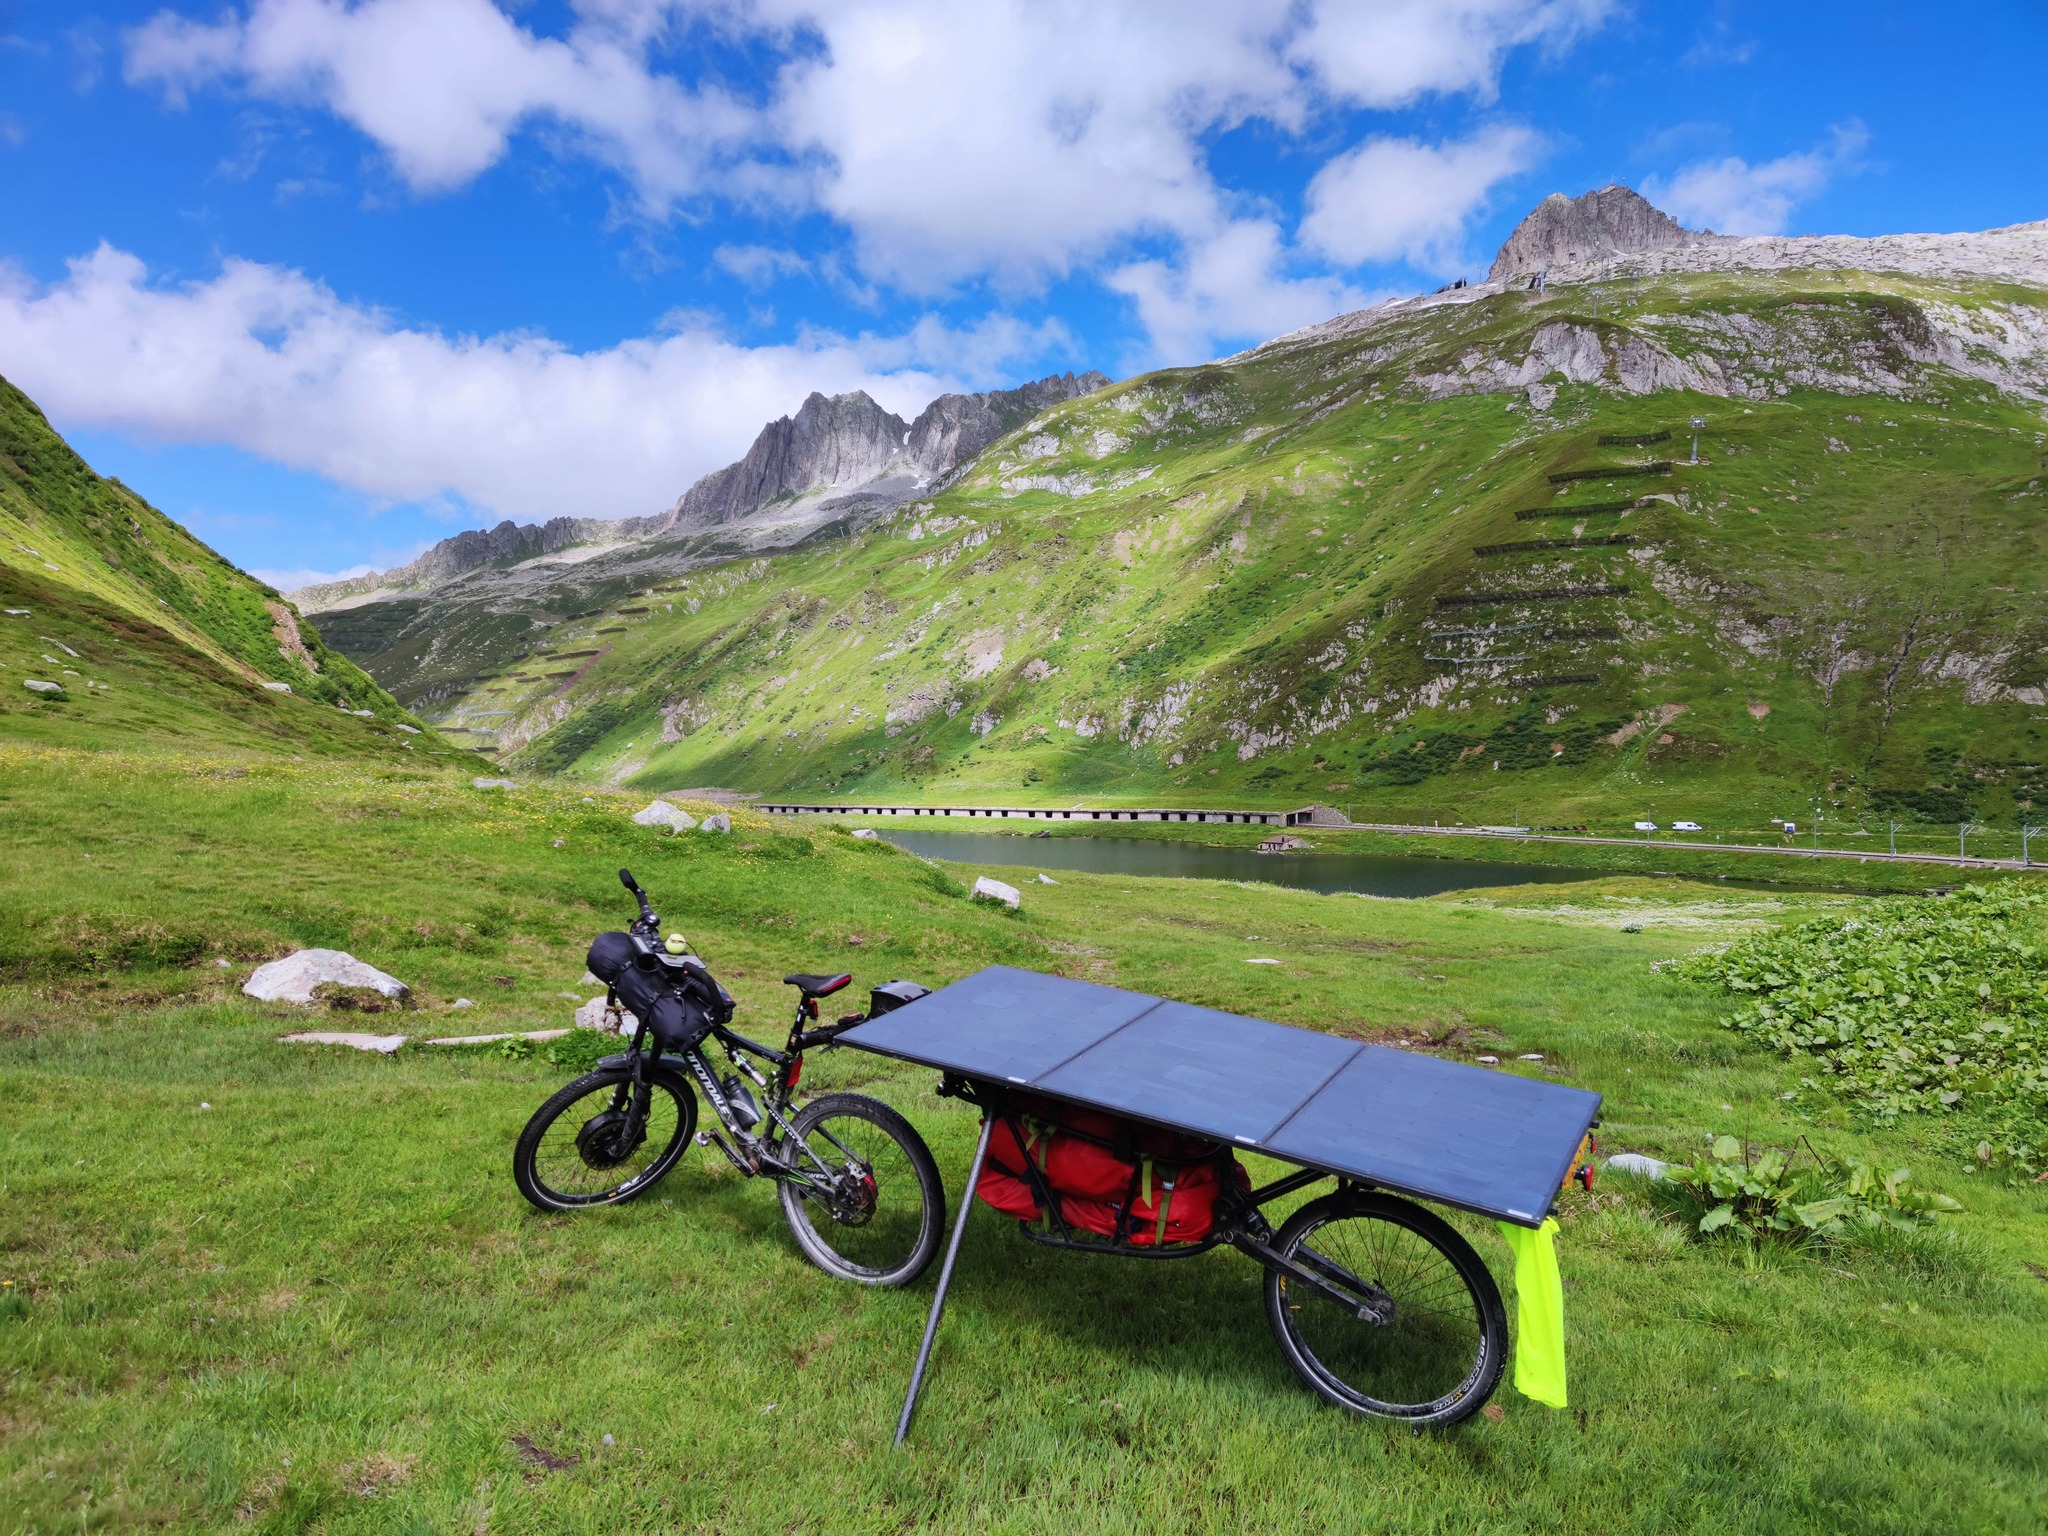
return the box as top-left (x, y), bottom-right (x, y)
top-left (4, 745), bottom-right (2047, 1534)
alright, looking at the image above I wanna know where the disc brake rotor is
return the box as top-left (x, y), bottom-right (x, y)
top-left (827, 1165), bottom-right (879, 1226)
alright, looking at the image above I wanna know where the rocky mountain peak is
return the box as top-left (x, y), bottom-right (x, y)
top-left (659, 369), bottom-right (1108, 533)
top-left (1488, 185), bottom-right (1722, 283)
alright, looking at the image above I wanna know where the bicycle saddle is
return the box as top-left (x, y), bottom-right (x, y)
top-left (782, 972), bottom-right (853, 999)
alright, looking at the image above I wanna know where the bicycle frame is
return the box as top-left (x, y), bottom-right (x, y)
top-left (598, 993), bottom-right (876, 1207)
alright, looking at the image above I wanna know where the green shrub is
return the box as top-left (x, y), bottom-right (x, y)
top-left (543, 1029), bottom-right (617, 1072)
top-left (1650, 1135), bottom-right (1960, 1250)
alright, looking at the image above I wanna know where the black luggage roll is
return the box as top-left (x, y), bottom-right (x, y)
top-left (586, 930), bottom-right (637, 982)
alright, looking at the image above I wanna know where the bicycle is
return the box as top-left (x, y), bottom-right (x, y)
top-left (511, 868), bottom-right (946, 1288)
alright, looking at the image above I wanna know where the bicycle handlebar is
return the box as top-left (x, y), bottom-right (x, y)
top-left (618, 867), bottom-right (657, 926)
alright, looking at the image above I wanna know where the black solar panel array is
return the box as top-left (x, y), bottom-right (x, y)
top-left (841, 966), bottom-right (1601, 1227)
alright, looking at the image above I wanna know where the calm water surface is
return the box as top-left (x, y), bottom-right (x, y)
top-left (874, 828), bottom-right (1587, 898)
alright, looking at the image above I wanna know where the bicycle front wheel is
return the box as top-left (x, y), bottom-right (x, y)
top-left (513, 1067), bottom-right (696, 1211)
top-left (1265, 1191), bottom-right (1507, 1427)
top-left (776, 1093), bottom-right (944, 1287)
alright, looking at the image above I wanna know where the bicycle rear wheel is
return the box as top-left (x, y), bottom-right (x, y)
top-left (513, 1067), bottom-right (696, 1211)
top-left (1265, 1191), bottom-right (1507, 1427)
top-left (777, 1093), bottom-right (944, 1287)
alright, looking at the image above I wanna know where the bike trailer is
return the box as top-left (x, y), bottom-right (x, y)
top-left (837, 965), bottom-right (1601, 1442)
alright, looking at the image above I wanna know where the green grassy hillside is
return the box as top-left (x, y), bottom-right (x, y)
top-left (0, 377), bottom-right (455, 760)
top-left (372, 266), bottom-right (2048, 834)
top-left (3, 746), bottom-right (2044, 1532)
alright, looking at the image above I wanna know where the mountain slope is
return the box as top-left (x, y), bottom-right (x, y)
top-left (324, 201), bottom-right (2048, 828)
top-left (0, 376), bottom-right (443, 758)
top-left (296, 371), bottom-right (1105, 709)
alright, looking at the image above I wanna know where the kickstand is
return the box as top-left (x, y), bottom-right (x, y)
top-left (893, 1113), bottom-right (994, 1447)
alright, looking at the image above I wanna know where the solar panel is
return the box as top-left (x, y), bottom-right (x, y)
top-left (843, 965), bottom-right (1599, 1226)
top-left (844, 965), bottom-right (1158, 1084)
top-left (1263, 1045), bottom-right (1596, 1226)
top-left (1036, 1000), bottom-right (1358, 1148)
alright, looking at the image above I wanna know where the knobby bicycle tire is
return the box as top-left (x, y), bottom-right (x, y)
top-left (513, 1066), bottom-right (697, 1211)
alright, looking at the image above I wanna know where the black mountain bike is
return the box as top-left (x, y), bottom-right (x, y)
top-left (512, 869), bottom-right (946, 1288)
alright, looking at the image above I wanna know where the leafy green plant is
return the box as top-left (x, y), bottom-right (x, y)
top-left (1678, 882), bottom-right (2048, 1171)
top-left (543, 1029), bottom-right (615, 1072)
top-left (1652, 1134), bottom-right (1961, 1249)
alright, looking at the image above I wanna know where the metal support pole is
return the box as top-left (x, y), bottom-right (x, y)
top-left (894, 1113), bottom-right (995, 1447)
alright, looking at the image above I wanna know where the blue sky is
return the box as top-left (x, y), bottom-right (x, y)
top-left (1, 1), bottom-right (2042, 589)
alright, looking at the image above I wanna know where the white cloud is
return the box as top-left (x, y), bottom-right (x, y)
top-left (0, 244), bottom-right (1057, 524)
top-left (1289, 0), bottom-right (1612, 107)
top-left (1645, 122), bottom-right (1870, 237)
top-left (124, 0), bottom-right (1609, 295)
top-left (1300, 123), bottom-right (1543, 271)
top-left (124, 0), bottom-right (757, 200)
top-left (1106, 220), bottom-right (1378, 367)
top-left (713, 244), bottom-right (811, 285)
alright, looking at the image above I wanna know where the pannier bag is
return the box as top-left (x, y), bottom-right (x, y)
top-left (977, 1092), bottom-right (1246, 1246)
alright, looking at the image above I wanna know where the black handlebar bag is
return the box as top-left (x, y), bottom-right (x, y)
top-left (586, 930), bottom-right (715, 1051)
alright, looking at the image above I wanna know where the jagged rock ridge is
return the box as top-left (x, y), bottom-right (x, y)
top-left (658, 371), bottom-right (1108, 532)
top-left (1488, 185), bottom-right (1724, 283)
top-left (296, 370), bottom-right (1107, 607)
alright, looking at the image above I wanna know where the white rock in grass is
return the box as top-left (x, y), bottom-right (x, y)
top-left (849, 827), bottom-right (879, 839)
top-left (24, 679), bottom-right (64, 696)
top-left (632, 800), bottom-right (696, 831)
top-left (575, 996), bottom-right (636, 1033)
top-left (473, 777), bottom-right (518, 790)
top-left (971, 876), bottom-right (1020, 908)
top-left (451, 998), bottom-right (475, 1009)
top-left (261, 681), bottom-right (292, 694)
top-left (1243, 957), bottom-right (1280, 965)
top-left (1036, 873), bottom-right (1059, 884)
top-left (278, 1030), bottom-right (406, 1054)
top-left (1606, 1153), bottom-right (1673, 1180)
top-left (244, 949), bottom-right (410, 1005)
top-left (699, 811), bottom-right (732, 834)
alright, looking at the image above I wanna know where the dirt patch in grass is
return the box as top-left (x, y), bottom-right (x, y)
top-left (341, 1452), bottom-right (415, 1498)
top-left (510, 1434), bottom-right (580, 1474)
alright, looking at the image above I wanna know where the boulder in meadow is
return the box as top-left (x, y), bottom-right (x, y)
top-left (632, 800), bottom-right (696, 831)
top-left (244, 949), bottom-right (410, 1006)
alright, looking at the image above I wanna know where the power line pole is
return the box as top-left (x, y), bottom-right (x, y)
top-left (1888, 818), bottom-right (1898, 855)
top-left (1689, 416), bottom-right (1707, 464)
top-left (2025, 823), bottom-right (2041, 865)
